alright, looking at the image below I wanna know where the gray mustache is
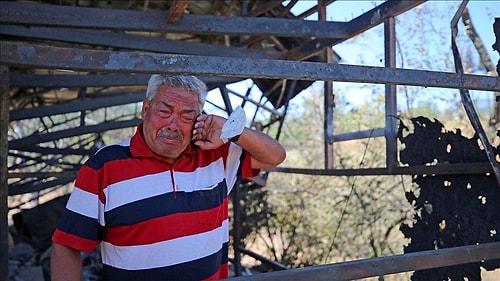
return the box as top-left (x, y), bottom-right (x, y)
top-left (157, 129), bottom-right (183, 140)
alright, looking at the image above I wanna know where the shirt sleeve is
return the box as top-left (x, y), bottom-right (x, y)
top-left (240, 149), bottom-right (260, 179)
top-left (52, 163), bottom-right (104, 252)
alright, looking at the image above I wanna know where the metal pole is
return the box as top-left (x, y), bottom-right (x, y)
top-left (218, 86), bottom-right (244, 276)
top-left (230, 242), bottom-right (500, 281)
top-left (451, 0), bottom-right (500, 185)
top-left (0, 66), bottom-right (10, 281)
top-left (384, 17), bottom-right (398, 171)
top-left (319, 0), bottom-right (335, 169)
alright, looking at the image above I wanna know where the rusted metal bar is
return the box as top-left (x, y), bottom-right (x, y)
top-left (217, 88), bottom-right (283, 117)
top-left (8, 73), bottom-right (240, 88)
top-left (0, 2), bottom-right (348, 38)
top-left (166, 0), bottom-right (189, 23)
top-left (9, 92), bottom-right (144, 121)
top-left (329, 128), bottom-right (385, 143)
top-left (295, 0), bottom-right (335, 19)
top-left (8, 146), bottom-right (90, 156)
top-left (230, 242), bottom-right (500, 281)
top-left (284, 0), bottom-right (426, 60)
top-left (236, 246), bottom-right (288, 271)
top-left (319, 0), bottom-right (334, 169)
top-left (0, 66), bottom-right (9, 281)
top-left (250, 1), bottom-right (285, 17)
top-left (450, 0), bottom-right (500, 185)
top-left (385, 16), bottom-right (398, 171)
top-left (219, 86), bottom-right (234, 115)
top-left (345, 0), bottom-right (426, 36)
top-left (274, 81), bottom-right (295, 142)
top-left (270, 162), bottom-right (496, 176)
top-left (0, 25), bottom-right (283, 60)
top-left (9, 171), bottom-right (79, 180)
top-left (281, 0), bottom-right (299, 17)
top-left (8, 177), bottom-right (75, 196)
top-left (1, 42), bottom-right (498, 92)
top-left (232, 182), bottom-right (243, 277)
top-left (8, 118), bottom-right (141, 150)
top-left (219, 85), bottom-right (243, 276)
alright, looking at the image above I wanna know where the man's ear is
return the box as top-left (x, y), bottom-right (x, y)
top-left (141, 98), bottom-right (149, 119)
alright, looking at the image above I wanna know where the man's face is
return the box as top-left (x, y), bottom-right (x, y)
top-left (141, 85), bottom-right (199, 163)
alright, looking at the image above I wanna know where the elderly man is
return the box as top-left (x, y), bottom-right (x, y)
top-left (50, 74), bottom-right (285, 281)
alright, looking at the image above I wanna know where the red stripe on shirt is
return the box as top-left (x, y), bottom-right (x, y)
top-left (52, 229), bottom-right (100, 252)
top-left (104, 198), bottom-right (229, 246)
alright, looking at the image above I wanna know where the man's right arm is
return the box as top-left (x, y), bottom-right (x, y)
top-left (51, 242), bottom-right (83, 281)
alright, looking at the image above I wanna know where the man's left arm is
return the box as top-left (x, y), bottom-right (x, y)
top-left (232, 127), bottom-right (286, 169)
top-left (192, 114), bottom-right (286, 169)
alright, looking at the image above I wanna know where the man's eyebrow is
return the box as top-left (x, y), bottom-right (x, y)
top-left (158, 101), bottom-right (173, 108)
top-left (158, 101), bottom-right (197, 114)
top-left (181, 109), bottom-right (198, 114)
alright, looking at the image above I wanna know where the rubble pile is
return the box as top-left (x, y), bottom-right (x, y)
top-left (8, 195), bottom-right (103, 281)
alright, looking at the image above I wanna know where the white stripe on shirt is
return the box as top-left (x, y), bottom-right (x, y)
top-left (103, 157), bottom-right (227, 212)
top-left (66, 187), bottom-right (100, 220)
top-left (100, 219), bottom-right (229, 270)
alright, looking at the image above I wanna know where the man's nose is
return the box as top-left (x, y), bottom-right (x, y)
top-left (166, 114), bottom-right (180, 129)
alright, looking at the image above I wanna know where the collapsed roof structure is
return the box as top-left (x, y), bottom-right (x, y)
top-left (1, 0), bottom-right (499, 279)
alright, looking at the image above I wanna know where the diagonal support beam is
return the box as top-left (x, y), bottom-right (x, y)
top-left (8, 119), bottom-right (141, 150)
top-left (167, 0), bottom-right (190, 23)
top-left (284, 0), bottom-right (426, 60)
top-left (9, 91), bottom-right (145, 121)
top-left (450, 0), bottom-right (500, 184)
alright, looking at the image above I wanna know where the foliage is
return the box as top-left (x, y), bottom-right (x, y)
top-left (239, 88), bottom-right (415, 281)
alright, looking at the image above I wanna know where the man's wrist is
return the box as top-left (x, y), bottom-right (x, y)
top-left (230, 134), bottom-right (241, 143)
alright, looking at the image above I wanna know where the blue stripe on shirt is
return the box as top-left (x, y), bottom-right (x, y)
top-left (102, 242), bottom-right (228, 281)
top-left (104, 180), bottom-right (228, 227)
top-left (56, 209), bottom-right (104, 241)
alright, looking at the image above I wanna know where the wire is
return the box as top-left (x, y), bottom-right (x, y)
top-left (323, 128), bottom-right (375, 263)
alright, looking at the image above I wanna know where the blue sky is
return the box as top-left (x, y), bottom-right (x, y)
top-left (283, 1), bottom-right (500, 117)
top-left (290, 0), bottom-right (499, 68)
top-left (207, 1), bottom-right (499, 121)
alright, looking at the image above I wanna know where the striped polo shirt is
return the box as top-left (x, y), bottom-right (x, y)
top-left (52, 123), bottom-right (257, 280)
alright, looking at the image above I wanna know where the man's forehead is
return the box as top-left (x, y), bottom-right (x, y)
top-left (155, 89), bottom-right (199, 111)
top-left (157, 86), bottom-right (197, 100)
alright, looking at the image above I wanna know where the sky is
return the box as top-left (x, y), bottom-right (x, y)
top-left (206, 1), bottom-right (499, 122)
top-left (291, 0), bottom-right (499, 65)
top-left (284, 0), bottom-right (500, 118)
